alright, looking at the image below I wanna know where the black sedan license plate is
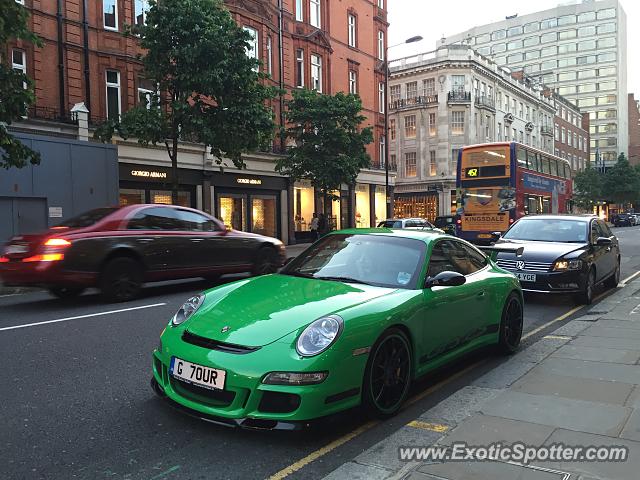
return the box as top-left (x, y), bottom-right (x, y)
top-left (515, 272), bottom-right (536, 282)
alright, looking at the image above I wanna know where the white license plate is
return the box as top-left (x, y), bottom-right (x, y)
top-left (515, 272), bottom-right (536, 282)
top-left (6, 244), bottom-right (28, 254)
top-left (170, 357), bottom-right (226, 391)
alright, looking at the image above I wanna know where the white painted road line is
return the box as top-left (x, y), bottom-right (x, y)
top-left (0, 303), bottom-right (167, 332)
top-left (620, 270), bottom-right (640, 286)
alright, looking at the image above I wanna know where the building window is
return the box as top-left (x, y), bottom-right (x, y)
top-left (296, 0), bottom-right (303, 22)
top-left (12, 49), bottom-right (26, 75)
top-left (310, 0), bottom-right (321, 28)
top-left (349, 70), bottom-right (357, 94)
top-left (561, 127), bottom-right (566, 144)
top-left (405, 152), bottom-right (417, 177)
top-left (137, 78), bottom-right (155, 109)
top-left (378, 82), bottom-right (385, 113)
top-left (390, 84), bottom-right (400, 103)
top-left (106, 70), bottom-right (121, 120)
top-left (104, 0), bottom-right (118, 30)
top-left (390, 154), bottom-right (396, 171)
top-left (423, 78), bottom-right (435, 97)
top-left (134, 0), bottom-right (149, 26)
top-left (243, 26), bottom-right (259, 71)
top-left (498, 122), bottom-right (502, 141)
top-left (428, 112), bottom-right (436, 136)
top-left (311, 54), bottom-right (322, 92)
top-left (452, 75), bottom-right (465, 94)
top-left (15, 0), bottom-right (25, 4)
top-left (378, 0), bottom-right (384, 8)
top-left (390, 119), bottom-right (396, 140)
top-left (348, 14), bottom-right (357, 47)
top-left (265, 36), bottom-right (273, 75)
top-left (295, 49), bottom-right (304, 88)
top-left (378, 31), bottom-right (385, 61)
top-left (451, 148), bottom-right (460, 173)
top-left (451, 111), bottom-right (464, 134)
top-left (429, 150), bottom-right (437, 176)
top-left (406, 81), bottom-right (417, 100)
top-left (404, 115), bottom-right (416, 138)
top-left (512, 128), bottom-right (517, 141)
top-left (379, 135), bottom-right (386, 168)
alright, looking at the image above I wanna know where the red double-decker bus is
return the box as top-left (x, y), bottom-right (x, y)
top-left (455, 142), bottom-right (573, 243)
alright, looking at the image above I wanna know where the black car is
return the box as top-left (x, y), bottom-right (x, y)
top-left (434, 215), bottom-right (457, 236)
top-left (614, 213), bottom-right (635, 227)
top-left (493, 215), bottom-right (620, 304)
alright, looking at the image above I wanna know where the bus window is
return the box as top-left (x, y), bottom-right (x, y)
top-left (517, 147), bottom-right (528, 169)
top-left (550, 159), bottom-right (558, 176)
top-left (541, 156), bottom-right (551, 174)
top-left (565, 163), bottom-right (572, 178)
top-left (527, 151), bottom-right (539, 172)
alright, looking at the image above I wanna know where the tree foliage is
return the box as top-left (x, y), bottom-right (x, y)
top-left (602, 153), bottom-right (640, 206)
top-left (94, 0), bottom-right (278, 203)
top-left (573, 167), bottom-right (603, 210)
top-left (0, 0), bottom-right (42, 169)
top-left (276, 89), bottom-right (373, 215)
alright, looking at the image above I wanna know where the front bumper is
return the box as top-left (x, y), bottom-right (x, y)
top-left (501, 268), bottom-right (586, 294)
top-left (0, 260), bottom-right (97, 288)
top-left (151, 331), bottom-right (367, 427)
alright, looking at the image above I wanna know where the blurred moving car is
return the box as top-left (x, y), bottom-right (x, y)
top-left (0, 205), bottom-right (285, 302)
top-left (613, 213), bottom-right (634, 227)
top-left (494, 214), bottom-right (620, 304)
top-left (377, 218), bottom-right (443, 232)
top-left (434, 215), bottom-right (457, 236)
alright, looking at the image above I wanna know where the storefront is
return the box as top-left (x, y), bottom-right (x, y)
top-left (119, 163), bottom-right (201, 208)
top-left (373, 185), bottom-right (387, 225)
top-left (355, 184), bottom-right (371, 228)
top-left (393, 192), bottom-right (439, 222)
top-left (212, 172), bottom-right (287, 240)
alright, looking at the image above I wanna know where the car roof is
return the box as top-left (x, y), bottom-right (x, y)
top-left (516, 214), bottom-right (595, 223)
top-left (329, 228), bottom-right (449, 245)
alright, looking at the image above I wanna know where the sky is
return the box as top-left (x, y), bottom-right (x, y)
top-left (388, 0), bottom-right (639, 97)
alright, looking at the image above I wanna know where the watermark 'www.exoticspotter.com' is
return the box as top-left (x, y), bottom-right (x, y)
top-left (398, 442), bottom-right (629, 464)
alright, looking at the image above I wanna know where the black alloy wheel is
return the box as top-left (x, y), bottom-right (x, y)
top-left (604, 258), bottom-right (621, 289)
top-left (577, 269), bottom-right (596, 305)
top-left (363, 328), bottom-right (412, 417)
top-left (100, 257), bottom-right (143, 302)
top-left (48, 286), bottom-right (86, 299)
top-left (252, 247), bottom-right (278, 276)
top-left (497, 293), bottom-right (524, 354)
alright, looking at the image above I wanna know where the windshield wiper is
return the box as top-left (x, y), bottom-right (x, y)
top-left (314, 275), bottom-right (375, 286)
top-left (282, 271), bottom-right (315, 278)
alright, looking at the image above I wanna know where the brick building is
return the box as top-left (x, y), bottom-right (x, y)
top-left (549, 92), bottom-right (590, 174)
top-left (5, 0), bottom-right (390, 244)
top-left (629, 93), bottom-right (640, 166)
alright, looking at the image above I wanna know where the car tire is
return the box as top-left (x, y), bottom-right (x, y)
top-left (497, 292), bottom-right (523, 355)
top-left (362, 327), bottom-right (412, 418)
top-left (48, 286), bottom-right (86, 299)
top-left (252, 246), bottom-right (278, 276)
top-left (100, 257), bottom-right (143, 302)
top-left (576, 268), bottom-right (596, 305)
top-left (604, 258), bottom-right (621, 289)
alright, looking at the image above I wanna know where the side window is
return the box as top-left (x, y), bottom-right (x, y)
top-left (405, 220), bottom-right (418, 228)
top-left (428, 240), bottom-right (486, 277)
top-left (597, 220), bottom-right (612, 238)
top-left (176, 210), bottom-right (218, 232)
top-left (590, 221), bottom-right (604, 243)
top-left (127, 207), bottom-right (180, 230)
top-left (457, 242), bottom-right (488, 273)
top-left (427, 241), bottom-right (456, 277)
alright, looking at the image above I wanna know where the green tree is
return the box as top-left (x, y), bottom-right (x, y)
top-left (573, 166), bottom-right (604, 210)
top-left (276, 89), bottom-right (373, 222)
top-left (0, 0), bottom-right (42, 169)
top-left (95, 0), bottom-right (277, 204)
top-left (602, 153), bottom-right (640, 206)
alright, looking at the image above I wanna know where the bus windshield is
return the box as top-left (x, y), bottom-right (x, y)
top-left (460, 146), bottom-right (510, 181)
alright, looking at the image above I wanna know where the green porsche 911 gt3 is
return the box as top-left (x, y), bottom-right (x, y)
top-left (151, 229), bottom-right (523, 429)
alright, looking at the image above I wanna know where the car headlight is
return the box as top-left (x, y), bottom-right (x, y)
top-left (262, 371), bottom-right (328, 385)
top-left (171, 294), bottom-right (205, 327)
top-left (553, 259), bottom-right (583, 271)
top-left (296, 315), bottom-right (344, 357)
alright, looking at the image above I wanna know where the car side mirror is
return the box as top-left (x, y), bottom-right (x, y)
top-left (425, 271), bottom-right (466, 288)
top-left (491, 231), bottom-right (502, 239)
top-left (596, 237), bottom-right (612, 246)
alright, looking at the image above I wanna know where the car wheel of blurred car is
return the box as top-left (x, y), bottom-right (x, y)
top-left (48, 286), bottom-right (86, 299)
top-left (497, 292), bottom-right (523, 355)
top-left (576, 268), bottom-right (596, 305)
top-left (362, 328), bottom-right (412, 418)
top-left (604, 258), bottom-right (621, 289)
top-left (252, 246), bottom-right (278, 276)
top-left (100, 257), bottom-right (143, 302)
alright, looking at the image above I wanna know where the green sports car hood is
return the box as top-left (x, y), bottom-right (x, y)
top-left (184, 274), bottom-right (397, 347)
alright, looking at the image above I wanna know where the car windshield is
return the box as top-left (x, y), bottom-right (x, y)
top-left (503, 218), bottom-right (588, 243)
top-left (56, 207), bottom-right (119, 228)
top-left (282, 234), bottom-right (426, 289)
top-left (378, 220), bottom-right (403, 228)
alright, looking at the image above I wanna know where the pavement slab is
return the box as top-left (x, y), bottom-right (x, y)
top-left (413, 460), bottom-right (571, 480)
top-left (512, 337), bottom-right (570, 364)
top-left (551, 320), bottom-right (595, 337)
top-left (595, 318), bottom-right (640, 329)
top-left (511, 369), bottom-right (635, 405)
top-left (471, 360), bottom-right (538, 389)
top-left (620, 409), bottom-right (640, 441)
top-left (568, 335), bottom-right (640, 351)
top-left (580, 325), bottom-right (640, 340)
top-left (624, 385), bottom-right (640, 408)
top-left (480, 390), bottom-right (631, 436)
top-left (322, 461), bottom-right (392, 480)
top-left (438, 414), bottom-right (555, 447)
top-left (550, 344), bottom-right (640, 364)
top-left (538, 429), bottom-right (640, 480)
top-left (416, 386), bottom-right (501, 426)
top-left (533, 357), bottom-right (640, 384)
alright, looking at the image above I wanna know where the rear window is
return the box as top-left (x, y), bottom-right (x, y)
top-left (434, 217), bottom-right (453, 227)
top-left (378, 221), bottom-right (403, 228)
top-left (56, 207), bottom-right (119, 228)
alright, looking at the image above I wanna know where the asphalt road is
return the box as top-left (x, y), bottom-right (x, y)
top-left (2, 227), bottom-right (640, 480)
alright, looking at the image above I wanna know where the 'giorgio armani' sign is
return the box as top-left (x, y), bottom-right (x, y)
top-left (131, 170), bottom-right (167, 179)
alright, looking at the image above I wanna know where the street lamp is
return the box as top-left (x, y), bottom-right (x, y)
top-left (385, 35), bottom-right (423, 218)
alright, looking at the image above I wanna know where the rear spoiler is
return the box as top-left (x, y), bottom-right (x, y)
top-left (478, 245), bottom-right (524, 262)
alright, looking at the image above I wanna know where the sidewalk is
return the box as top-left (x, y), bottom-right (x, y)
top-left (324, 282), bottom-right (640, 480)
